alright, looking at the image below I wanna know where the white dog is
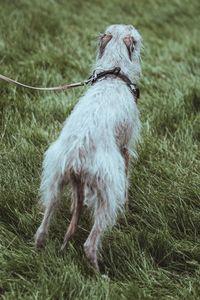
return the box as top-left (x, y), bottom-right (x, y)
top-left (35, 24), bottom-right (142, 271)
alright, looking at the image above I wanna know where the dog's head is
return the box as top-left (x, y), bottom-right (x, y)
top-left (95, 24), bottom-right (142, 81)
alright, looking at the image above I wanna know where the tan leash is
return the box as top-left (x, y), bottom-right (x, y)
top-left (0, 67), bottom-right (139, 102)
top-left (0, 73), bottom-right (92, 91)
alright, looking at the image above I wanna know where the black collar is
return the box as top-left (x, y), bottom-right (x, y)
top-left (90, 67), bottom-right (139, 103)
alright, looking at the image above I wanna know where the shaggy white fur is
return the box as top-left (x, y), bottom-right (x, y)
top-left (35, 24), bottom-right (142, 271)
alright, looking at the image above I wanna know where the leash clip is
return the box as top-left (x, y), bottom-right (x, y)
top-left (113, 67), bottom-right (121, 75)
top-left (130, 84), bottom-right (136, 92)
top-left (91, 71), bottom-right (98, 83)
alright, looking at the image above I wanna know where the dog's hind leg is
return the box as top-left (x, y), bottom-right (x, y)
top-left (122, 146), bottom-right (130, 209)
top-left (60, 177), bottom-right (84, 251)
top-left (35, 173), bottom-right (64, 248)
top-left (83, 152), bottom-right (126, 271)
top-left (83, 184), bottom-right (119, 272)
top-left (35, 142), bottom-right (65, 248)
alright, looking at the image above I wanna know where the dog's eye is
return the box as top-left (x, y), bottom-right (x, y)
top-left (99, 32), bottom-right (112, 58)
top-left (123, 36), bottom-right (135, 60)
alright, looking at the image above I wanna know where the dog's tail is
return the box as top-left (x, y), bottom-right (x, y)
top-left (39, 136), bottom-right (94, 207)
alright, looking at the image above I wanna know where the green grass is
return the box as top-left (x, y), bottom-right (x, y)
top-left (0, 0), bottom-right (200, 299)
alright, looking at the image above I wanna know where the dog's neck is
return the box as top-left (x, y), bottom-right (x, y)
top-left (93, 56), bottom-right (141, 84)
top-left (90, 67), bottom-right (140, 103)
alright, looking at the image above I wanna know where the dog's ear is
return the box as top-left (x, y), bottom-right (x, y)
top-left (98, 32), bottom-right (112, 58)
top-left (123, 36), bottom-right (135, 60)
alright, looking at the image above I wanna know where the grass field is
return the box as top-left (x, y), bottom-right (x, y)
top-left (0, 0), bottom-right (200, 299)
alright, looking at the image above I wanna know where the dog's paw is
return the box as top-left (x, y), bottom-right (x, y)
top-left (84, 244), bottom-right (100, 272)
top-left (60, 241), bottom-right (69, 253)
top-left (34, 230), bottom-right (47, 249)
